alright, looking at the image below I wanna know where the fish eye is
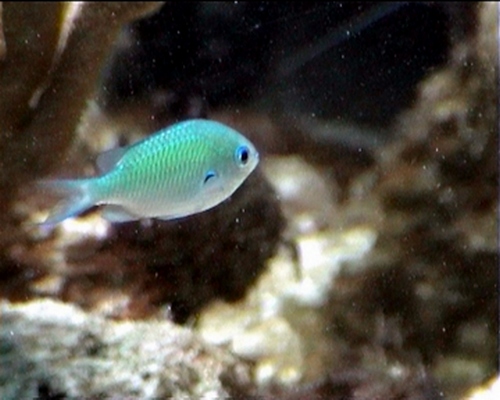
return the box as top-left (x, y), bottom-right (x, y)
top-left (235, 145), bottom-right (250, 166)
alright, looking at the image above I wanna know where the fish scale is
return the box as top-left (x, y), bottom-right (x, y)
top-left (38, 119), bottom-right (259, 225)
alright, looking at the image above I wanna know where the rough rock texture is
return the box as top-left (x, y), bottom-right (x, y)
top-left (0, 299), bottom-right (253, 399)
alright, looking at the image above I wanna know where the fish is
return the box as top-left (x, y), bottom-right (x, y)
top-left (38, 119), bottom-right (259, 225)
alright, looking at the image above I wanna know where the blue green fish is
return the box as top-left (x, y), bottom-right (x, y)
top-left (39, 119), bottom-right (259, 225)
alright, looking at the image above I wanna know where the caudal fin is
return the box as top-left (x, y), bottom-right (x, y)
top-left (37, 179), bottom-right (94, 225)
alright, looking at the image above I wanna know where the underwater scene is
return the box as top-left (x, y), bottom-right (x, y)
top-left (0, 2), bottom-right (498, 399)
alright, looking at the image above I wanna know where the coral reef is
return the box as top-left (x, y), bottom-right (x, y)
top-left (0, 2), bottom-right (497, 399)
top-left (322, 3), bottom-right (498, 398)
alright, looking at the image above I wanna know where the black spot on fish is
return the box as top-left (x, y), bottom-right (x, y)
top-left (204, 170), bottom-right (217, 184)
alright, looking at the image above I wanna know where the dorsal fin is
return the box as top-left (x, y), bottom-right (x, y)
top-left (96, 146), bottom-right (128, 174)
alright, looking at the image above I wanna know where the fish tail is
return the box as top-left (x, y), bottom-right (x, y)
top-left (37, 179), bottom-right (95, 225)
